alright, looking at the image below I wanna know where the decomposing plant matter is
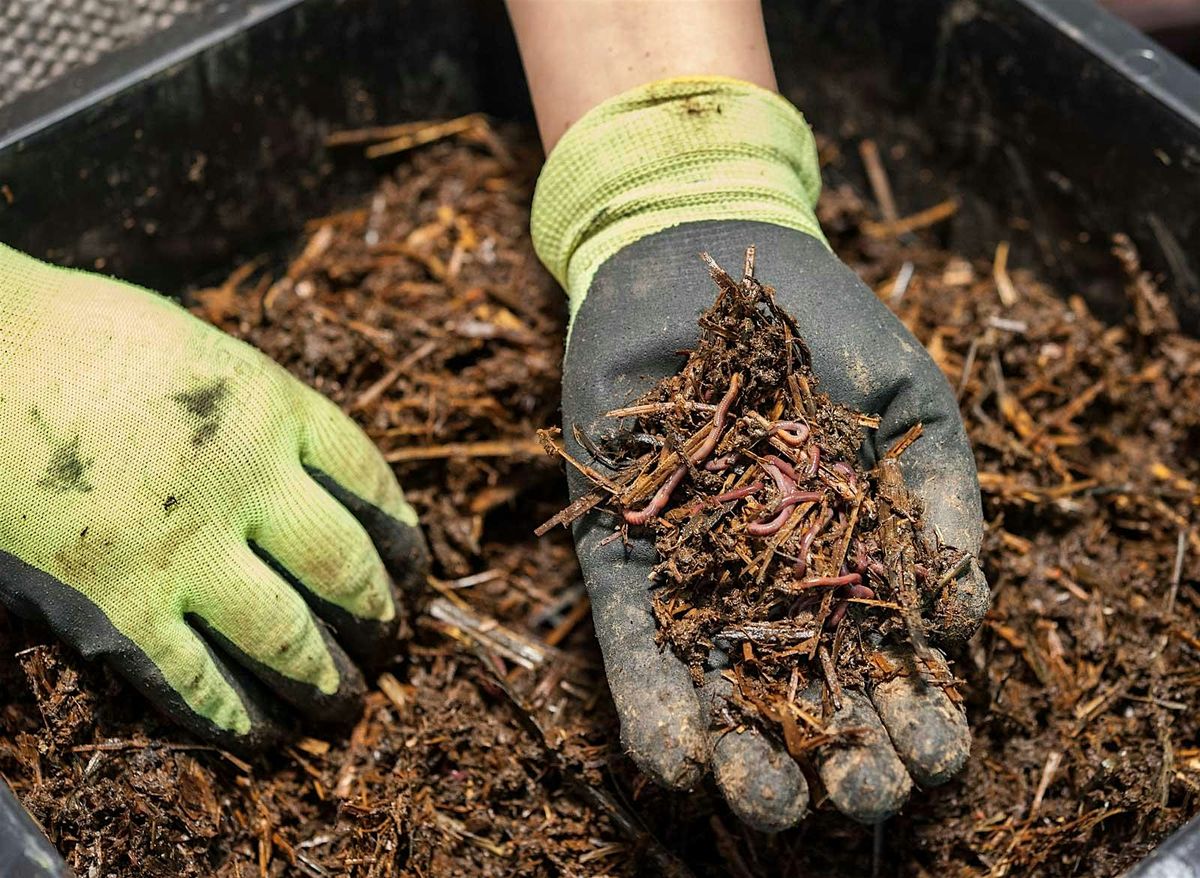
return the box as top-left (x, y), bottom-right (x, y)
top-left (6, 123), bottom-right (1195, 877)
top-left (546, 247), bottom-right (966, 746)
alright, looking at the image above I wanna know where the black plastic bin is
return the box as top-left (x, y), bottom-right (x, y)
top-left (0, 0), bottom-right (1198, 874)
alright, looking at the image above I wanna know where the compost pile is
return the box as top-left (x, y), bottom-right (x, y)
top-left (0, 120), bottom-right (1197, 878)
top-left (548, 247), bottom-right (966, 743)
top-left (0, 125), bottom-right (654, 878)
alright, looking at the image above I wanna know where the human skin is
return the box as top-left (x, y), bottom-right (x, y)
top-left (506, 0), bottom-right (777, 150)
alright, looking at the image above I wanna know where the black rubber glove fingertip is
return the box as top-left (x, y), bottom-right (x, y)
top-left (932, 559), bottom-right (989, 644)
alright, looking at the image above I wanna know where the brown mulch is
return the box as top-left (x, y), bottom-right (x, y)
top-left (1, 120), bottom-right (1197, 877)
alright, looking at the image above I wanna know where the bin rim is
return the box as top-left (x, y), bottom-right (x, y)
top-left (0, 0), bottom-right (304, 153)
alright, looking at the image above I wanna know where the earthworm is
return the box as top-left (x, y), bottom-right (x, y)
top-left (806, 445), bottom-right (821, 477)
top-left (827, 602), bottom-right (849, 628)
top-left (747, 462), bottom-right (796, 536)
top-left (623, 376), bottom-right (741, 524)
top-left (761, 454), bottom-right (797, 481)
top-left (855, 554), bottom-right (923, 583)
top-left (748, 458), bottom-right (816, 537)
top-left (770, 420), bottom-right (810, 447)
top-left (827, 582), bottom-right (876, 627)
top-left (705, 454), bottom-right (738, 472)
top-left (682, 481), bottom-right (764, 515)
top-left (748, 510), bottom-right (791, 537)
top-left (780, 490), bottom-right (822, 507)
top-left (794, 507), bottom-right (834, 577)
top-left (762, 458), bottom-right (797, 496)
top-left (795, 573), bottom-right (862, 588)
top-left (747, 492), bottom-right (822, 537)
top-left (831, 461), bottom-right (857, 489)
top-left (623, 466), bottom-right (687, 525)
top-left (844, 582), bottom-right (876, 601)
top-left (690, 375), bottom-right (742, 463)
top-left (854, 544), bottom-right (888, 580)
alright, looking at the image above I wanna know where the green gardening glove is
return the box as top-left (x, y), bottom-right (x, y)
top-left (532, 78), bottom-right (988, 830)
top-left (0, 244), bottom-right (429, 748)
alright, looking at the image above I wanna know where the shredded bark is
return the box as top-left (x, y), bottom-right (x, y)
top-left (0, 120), bottom-right (1197, 877)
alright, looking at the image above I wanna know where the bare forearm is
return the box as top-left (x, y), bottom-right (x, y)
top-left (506, 0), bottom-right (777, 150)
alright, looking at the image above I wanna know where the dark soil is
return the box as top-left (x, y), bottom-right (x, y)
top-left (1, 120), bottom-right (1197, 877)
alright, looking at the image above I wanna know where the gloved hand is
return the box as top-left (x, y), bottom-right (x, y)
top-left (0, 244), bottom-right (429, 748)
top-left (532, 78), bottom-right (988, 830)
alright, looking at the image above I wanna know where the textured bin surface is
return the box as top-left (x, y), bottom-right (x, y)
top-left (1, 0), bottom-right (221, 109)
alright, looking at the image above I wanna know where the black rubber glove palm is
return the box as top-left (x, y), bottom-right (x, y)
top-left (562, 221), bottom-right (988, 830)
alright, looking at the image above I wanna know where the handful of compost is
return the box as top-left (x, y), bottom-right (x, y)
top-left (545, 248), bottom-right (969, 771)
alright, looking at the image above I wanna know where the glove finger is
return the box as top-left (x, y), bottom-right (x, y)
top-left (575, 519), bottom-right (710, 789)
top-left (186, 542), bottom-right (365, 723)
top-left (168, 619), bottom-right (293, 749)
top-left (887, 416), bottom-right (989, 644)
top-left (296, 384), bottom-right (429, 592)
top-left (868, 644), bottom-right (970, 787)
top-left (703, 670), bottom-right (809, 831)
top-left (253, 469), bottom-right (400, 659)
top-left (928, 551), bottom-right (989, 645)
top-left (840, 313), bottom-right (987, 643)
top-left (801, 683), bottom-right (912, 824)
top-left (897, 436), bottom-right (988, 638)
top-left (0, 549), bottom-right (285, 748)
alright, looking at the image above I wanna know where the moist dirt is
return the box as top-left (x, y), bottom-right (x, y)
top-left (1, 122), bottom-right (1197, 877)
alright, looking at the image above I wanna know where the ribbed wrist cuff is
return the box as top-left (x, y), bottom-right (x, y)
top-left (531, 76), bottom-right (827, 320)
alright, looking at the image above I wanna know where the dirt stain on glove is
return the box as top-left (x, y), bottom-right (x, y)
top-left (28, 406), bottom-right (95, 494)
top-left (171, 378), bottom-right (231, 447)
top-left (37, 436), bottom-right (94, 494)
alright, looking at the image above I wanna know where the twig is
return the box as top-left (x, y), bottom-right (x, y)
top-left (605, 401), bottom-right (716, 419)
top-left (1030, 750), bottom-right (1063, 816)
top-left (933, 555), bottom-right (974, 595)
top-left (538, 429), bottom-right (623, 494)
top-left (859, 139), bottom-right (900, 224)
top-left (352, 338), bottom-right (438, 412)
top-left (818, 645), bottom-right (844, 712)
top-left (534, 488), bottom-right (607, 537)
top-left (1166, 528), bottom-right (1188, 615)
top-left (427, 596), bottom-right (554, 671)
top-left (993, 240), bottom-right (1019, 306)
top-left (956, 335), bottom-right (981, 400)
top-left (861, 199), bottom-right (958, 239)
top-left (326, 120), bottom-right (448, 147)
top-left (362, 114), bottom-right (485, 159)
top-left (384, 439), bottom-right (543, 462)
top-left (890, 261), bottom-right (915, 306)
top-left (885, 423), bottom-right (924, 459)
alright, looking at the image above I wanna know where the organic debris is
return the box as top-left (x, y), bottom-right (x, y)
top-left (0, 123), bottom-right (653, 878)
top-left (542, 246), bottom-right (966, 750)
top-left (0, 121), bottom-right (1197, 878)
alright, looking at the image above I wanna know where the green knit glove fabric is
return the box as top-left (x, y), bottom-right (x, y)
top-left (0, 243), bottom-right (427, 746)
top-left (531, 75), bottom-right (826, 319)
